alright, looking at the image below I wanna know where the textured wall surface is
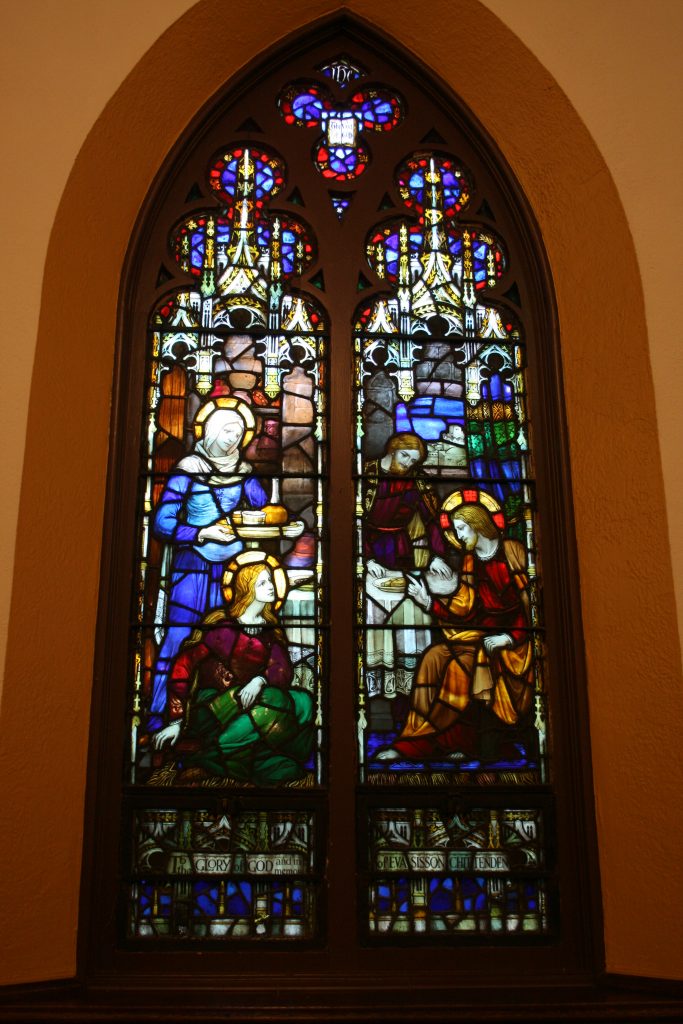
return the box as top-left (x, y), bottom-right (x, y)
top-left (0, 0), bottom-right (681, 986)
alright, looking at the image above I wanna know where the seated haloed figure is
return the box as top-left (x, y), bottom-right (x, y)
top-left (152, 557), bottom-right (314, 785)
top-left (377, 502), bottom-right (536, 764)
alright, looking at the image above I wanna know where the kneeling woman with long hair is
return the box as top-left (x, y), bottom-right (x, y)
top-left (153, 557), bottom-right (313, 785)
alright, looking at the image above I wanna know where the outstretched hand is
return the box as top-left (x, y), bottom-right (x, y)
top-left (407, 575), bottom-right (431, 611)
top-left (152, 720), bottom-right (182, 750)
top-left (367, 559), bottom-right (387, 580)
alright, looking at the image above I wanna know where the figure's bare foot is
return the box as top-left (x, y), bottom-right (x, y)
top-left (376, 747), bottom-right (400, 762)
top-left (447, 750), bottom-right (467, 761)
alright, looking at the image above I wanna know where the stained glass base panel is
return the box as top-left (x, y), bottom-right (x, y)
top-left (368, 876), bottom-right (547, 936)
top-left (366, 806), bottom-right (550, 937)
top-left (127, 808), bottom-right (318, 940)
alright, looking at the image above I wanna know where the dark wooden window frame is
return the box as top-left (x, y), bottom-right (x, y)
top-left (4, 13), bottom-right (681, 1024)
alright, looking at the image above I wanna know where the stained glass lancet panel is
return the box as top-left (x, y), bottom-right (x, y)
top-left (354, 151), bottom-right (551, 937)
top-left (127, 144), bottom-right (327, 940)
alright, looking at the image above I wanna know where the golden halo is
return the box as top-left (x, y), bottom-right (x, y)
top-left (221, 550), bottom-right (289, 610)
top-left (440, 488), bottom-right (503, 549)
top-left (193, 396), bottom-right (256, 447)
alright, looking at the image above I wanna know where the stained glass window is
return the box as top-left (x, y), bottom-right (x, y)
top-left (127, 141), bottom-right (327, 940)
top-left (99, 29), bottom-right (593, 966)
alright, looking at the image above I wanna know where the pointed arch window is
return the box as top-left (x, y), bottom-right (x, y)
top-left (85, 17), bottom-right (600, 1002)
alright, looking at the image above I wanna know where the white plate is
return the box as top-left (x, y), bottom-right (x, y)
top-left (234, 520), bottom-right (305, 539)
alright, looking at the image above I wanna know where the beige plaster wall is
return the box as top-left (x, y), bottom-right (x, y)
top-left (0, 0), bottom-right (198, 707)
top-left (484, 0), bottom-right (683, 659)
top-left (1, 0), bottom-right (681, 987)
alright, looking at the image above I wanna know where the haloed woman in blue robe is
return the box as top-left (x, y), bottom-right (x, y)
top-left (148, 404), bottom-right (267, 731)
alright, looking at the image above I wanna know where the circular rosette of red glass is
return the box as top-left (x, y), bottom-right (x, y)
top-left (396, 151), bottom-right (474, 219)
top-left (208, 144), bottom-right (286, 215)
top-left (350, 86), bottom-right (404, 133)
top-left (278, 81), bottom-right (334, 128)
top-left (314, 139), bottom-right (369, 181)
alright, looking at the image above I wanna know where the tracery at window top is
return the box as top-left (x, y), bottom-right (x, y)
top-left (278, 79), bottom-right (403, 184)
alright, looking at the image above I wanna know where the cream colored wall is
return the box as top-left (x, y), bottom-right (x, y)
top-left (484, 0), bottom-right (683, 658)
top-left (1, 0), bottom-right (681, 986)
top-left (0, 0), bottom-right (198, 707)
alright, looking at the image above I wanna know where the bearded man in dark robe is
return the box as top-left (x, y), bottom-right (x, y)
top-left (364, 432), bottom-right (448, 577)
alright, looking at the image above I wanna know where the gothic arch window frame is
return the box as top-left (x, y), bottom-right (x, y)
top-left (78, 12), bottom-right (603, 1012)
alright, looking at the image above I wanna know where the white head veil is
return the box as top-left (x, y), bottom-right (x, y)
top-left (193, 408), bottom-right (246, 478)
